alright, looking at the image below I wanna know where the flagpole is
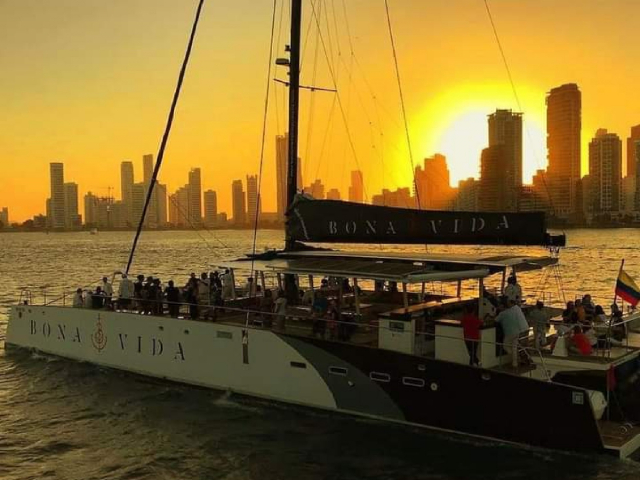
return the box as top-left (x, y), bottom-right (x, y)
top-left (613, 259), bottom-right (625, 307)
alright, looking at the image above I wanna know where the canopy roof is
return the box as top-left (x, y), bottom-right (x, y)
top-left (217, 250), bottom-right (557, 284)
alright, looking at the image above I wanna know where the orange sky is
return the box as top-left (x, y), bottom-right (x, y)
top-left (1, 0), bottom-right (639, 222)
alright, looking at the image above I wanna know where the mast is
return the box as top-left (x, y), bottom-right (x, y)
top-left (284, 0), bottom-right (302, 251)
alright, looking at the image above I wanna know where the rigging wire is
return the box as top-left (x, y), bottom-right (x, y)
top-left (383, 0), bottom-right (421, 210)
top-left (482, 0), bottom-right (560, 220)
top-left (125, 0), bottom-right (206, 274)
top-left (308, 0), bottom-right (369, 202)
top-left (249, 0), bottom-right (278, 277)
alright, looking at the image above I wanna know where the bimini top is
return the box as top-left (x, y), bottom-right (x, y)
top-left (217, 250), bottom-right (557, 284)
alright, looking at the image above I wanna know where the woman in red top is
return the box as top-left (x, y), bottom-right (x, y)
top-left (461, 304), bottom-right (483, 366)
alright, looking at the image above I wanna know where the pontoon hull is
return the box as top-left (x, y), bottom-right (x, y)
top-left (6, 305), bottom-right (606, 454)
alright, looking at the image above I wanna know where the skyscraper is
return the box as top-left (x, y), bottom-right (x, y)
top-left (0, 207), bottom-right (9, 228)
top-left (120, 161), bottom-right (134, 226)
top-left (246, 175), bottom-right (260, 226)
top-left (231, 179), bottom-right (246, 225)
top-left (156, 183), bottom-right (168, 227)
top-left (587, 129), bottom-right (622, 213)
top-left (142, 154), bottom-right (158, 227)
top-left (49, 162), bottom-right (65, 229)
top-left (626, 125), bottom-right (640, 179)
top-left (63, 182), bottom-right (79, 228)
top-left (131, 183), bottom-right (146, 226)
top-left (348, 170), bottom-right (364, 203)
top-left (479, 145), bottom-right (509, 212)
top-left (204, 190), bottom-right (218, 227)
top-left (546, 83), bottom-right (581, 218)
top-left (414, 154), bottom-right (454, 210)
top-left (276, 133), bottom-right (302, 221)
top-left (635, 140), bottom-right (640, 211)
top-left (486, 109), bottom-right (522, 211)
top-left (188, 168), bottom-right (202, 225)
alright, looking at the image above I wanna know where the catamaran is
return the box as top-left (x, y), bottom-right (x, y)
top-left (6, 0), bottom-right (640, 458)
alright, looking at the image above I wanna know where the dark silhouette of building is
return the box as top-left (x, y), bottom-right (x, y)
top-left (546, 83), bottom-right (581, 218)
top-left (414, 153), bottom-right (454, 210)
top-left (587, 129), bottom-right (622, 213)
top-left (348, 170), bottom-right (364, 203)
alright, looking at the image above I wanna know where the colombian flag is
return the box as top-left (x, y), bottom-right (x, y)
top-left (615, 269), bottom-right (640, 307)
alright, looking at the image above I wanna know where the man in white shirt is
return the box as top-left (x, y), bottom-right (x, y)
top-left (504, 276), bottom-right (522, 305)
top-left (496, 300), bottom-right (529, 367)
top-left (118, 274), bottom-right (134, 311)
top-left (72, 288), bottom-right (84, 308)
top-left (102, 276), bottom-right (114, 308)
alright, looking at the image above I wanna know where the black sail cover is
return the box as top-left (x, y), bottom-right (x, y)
top-left (287, 196), bottom-right (564, 246)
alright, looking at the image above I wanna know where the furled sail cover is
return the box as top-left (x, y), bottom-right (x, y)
top-left (287, 196), bottom-right (565, 246)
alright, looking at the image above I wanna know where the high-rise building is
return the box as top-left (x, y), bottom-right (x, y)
top-left (305, 179), bottom-right (325, 200)
top-left (49, 162), bottom-right (65, 229)
top-left (0, 207), bottom-right (9, 228)
top-left (348, 170), bottom-right (364, 203)
top-left (120, 161), bottom-right (134, 226)
top-left (414, 154), bottom-right (454, 210)
top-left (204, 190), bottom-right (218, 227)
top-left (246, 175), bottom-right (261, 225)
top-left (546, 83), bottom-right (581, 218)
top-left (326, 188), bottom-right (341, 200)
top-left (486, 109), bottom-right (522, 211)
top-left (156, 183), bottom-right (168, 227)
top-left (63, 182), bottom-right (80, 228)
top-left (231, 179), bottom-right (246, 225)
top-left (627, 125), bottom-right (640, 180)
top-left (587, 129), bottom-right (622, 213)
top-left (143, 154), bottom-right (154, 185)
top-left (188, 168), bottom-right (202, 225)
top-left (131, 183), bottom-right (146, 226)
top-left (276, 133), bottom-right (302, 220)
top-left (454, 178), bottom-right (479, 211)
top-left (479, 145), bottom-right (509, 212)
top-left (84, 192), bottom-right (97, 226)
top-left (169, 186), bottom-right (190, 227)
top-left (141, 154), bottom-right (159, 227)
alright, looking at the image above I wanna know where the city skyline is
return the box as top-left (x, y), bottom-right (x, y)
top-left (1, 1), bottom-right (639, 222)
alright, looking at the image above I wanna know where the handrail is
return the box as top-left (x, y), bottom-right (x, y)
top-left (32, 293), bottom-right (636, 373)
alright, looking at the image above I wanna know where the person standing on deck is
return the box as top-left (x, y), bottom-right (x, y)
top-left (101, 277), bottom-right (113, 309)
top-left (461, 304), bottom-right (482, 366)
top-left (496, 299), bottom-right (526, 368)
top-left (134, 275), bottom-right (145, 313)
top-left (83, 289), bottom-right (93, 308)
top-left (164, 280), bottom-right (181, 318)
top-left (504, 276), bottom-right (522, 305)
top-left (528, 301), bottom-right (549, 349)
top-left (274, 289), bottom-right (287, 331)
top-left (72, 288), bottom-right (84, 308)
top-left (198, 273), bottom-right (210, 320)
top-left (118, 274), bottom-right (133, 311)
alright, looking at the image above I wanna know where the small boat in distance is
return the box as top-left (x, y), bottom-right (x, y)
top-left (6, 0), bottom-right (640, 459)
top-left (90, 228), bottom-right (98, 235)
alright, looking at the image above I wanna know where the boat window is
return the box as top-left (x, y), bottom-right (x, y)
top-left (370, 372), bottom-right (391, 383)
top-left (329, 366), bottom-right (348, 376)
top-left (402, 377), bottom-right (425, 388)
top-left (389, 321), bottom-right (405, 332)
top-left (217, 331), bottom-right (233, 339)
top-left (290, 361), bottom-right (307, 369)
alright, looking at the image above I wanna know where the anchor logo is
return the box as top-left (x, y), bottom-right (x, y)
top-left (91, 314), bottom-right (108, 352)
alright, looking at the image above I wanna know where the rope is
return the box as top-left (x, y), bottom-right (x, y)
top-left (383, 0), bottom-right (421, 210)
top-left (125, 0), bottom-right (206, 274)
top-left (249, 0), bottom-right (278, 272)
top-left (482, 0), bottom-right (560, 221)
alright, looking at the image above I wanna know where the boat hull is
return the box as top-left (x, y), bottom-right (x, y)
top-left (6, 305), bottom-right (605, 454)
